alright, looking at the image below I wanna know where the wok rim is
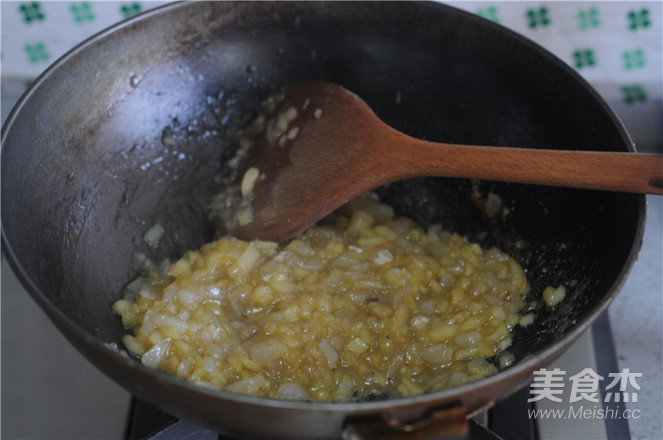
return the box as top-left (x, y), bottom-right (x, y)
top-left (0, 0), bottom-right (647, 419)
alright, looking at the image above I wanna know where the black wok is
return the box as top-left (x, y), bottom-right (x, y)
top-left (1, 2), bottom-right (645, 438)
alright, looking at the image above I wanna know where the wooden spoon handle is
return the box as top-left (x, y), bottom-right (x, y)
top-left (403, 142), bottom-right (663, 194)
top-left (366, 119), bottom-right (663, 195)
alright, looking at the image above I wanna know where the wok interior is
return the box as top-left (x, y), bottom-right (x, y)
top-left (2, 0), bottom-right (642, 428)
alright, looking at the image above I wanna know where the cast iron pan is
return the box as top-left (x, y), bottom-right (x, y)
top-left (1, 2), bottom-right (644, 438)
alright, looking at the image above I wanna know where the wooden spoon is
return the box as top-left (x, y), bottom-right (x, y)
top-left (217, 81), bottom-right (663, 242)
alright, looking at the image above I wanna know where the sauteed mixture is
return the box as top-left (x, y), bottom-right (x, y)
top-left (113, 193), bottom-right (532, 401)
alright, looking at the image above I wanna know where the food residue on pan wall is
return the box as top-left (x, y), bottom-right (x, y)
top-left (209, 90), bottom-right (301, 232)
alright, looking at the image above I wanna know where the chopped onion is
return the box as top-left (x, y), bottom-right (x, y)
top-left (226, 375), bottom-right (269, 394)
top-left (318, 340), bottom-right (338, 367)
top-left (250, 340), bottom-right (282, 362)
top-left (142, 338), bottom-right (171, 368)
top-left (151, 313), bottom-right (188, 332)
top-left (143, 223), bottom-right (165, 247)
top-left (276, 382), bottom-right (308, 400)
